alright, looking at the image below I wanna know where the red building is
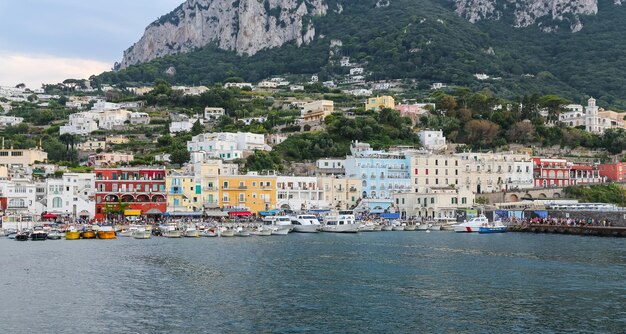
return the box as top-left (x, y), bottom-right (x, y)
top-left (598, 163), bottom-right (626, 182)
top-left (95, 168), bottom-right (166, 220)
top-left (533, 158), bottom-right (571, 188)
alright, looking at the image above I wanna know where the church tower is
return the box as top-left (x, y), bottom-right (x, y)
top-left (585, 97), bottom-right (598, 133)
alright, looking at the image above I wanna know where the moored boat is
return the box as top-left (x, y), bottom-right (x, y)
top-left (220, 227), bottom-right (235, 237)
top-left (201, 228), bottom-right (218, 237)
top-left (290, 214), bottom-right (321, 233)
top-left (404, 224), bottom-right (417, 231)
top-left (452, 215), bottom-right (492, 233)
top-left (381, 225), bottom-right (394, 231)
top-left (81, 228), bottom-right (97, 239)
top-left (132, 228), bottom-right (152, 239)
top-left (65, 229), bottom-right (81, 240)
top-left (321, 211), bottom-right (359, 233)
top-left (15, 232), bottom-right (29, 241)
top-left (47, 230), bottom-right (63, 240)
top-left (184, 225), bottom-right (200, 238)
top-left (97, 226), bottom-right (116, 239)
top-left (161, 224), bottom-right (183, 238)
top-left (30, 226), bottom-right (48, 241)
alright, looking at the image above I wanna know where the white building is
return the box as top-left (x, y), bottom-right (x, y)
top-left (418, 130), bottom-right (447, 151)
top-left (348, 89), bottom-right (372, 97)
top-left (431, 83), bottom-right (447, 90)
top-left (224, 82), bottom-right (253, 89)
top-left (276, 176), bottom-right (327, 211)
top-left (172, 86), bottom-right (210, 96)
top-left (0, 116), bottom-right (24, 127)
top-left (559, 98), bottom-right (626, 134)
top-left (60, 112), bottom-right (99, 135)
top-left (350, 67), bottom-right (364, 76)
top-left (76, 140), bottom-right (106, 151)
top-left (257, 81), bottom-right (278, 89)
top-left (204, 107), bottom-right (225, 120)
top-left (240, 117), bottom-right (266, 125)
top-left (170, 116), bottom-right (202, 134)
top-left (129, 112), bottom-right (150, 125)
top-left (392, 187), bottom-right (475, 219)
top-left (315, 158), bottom-right (345, 175)
top-left (0, 178), bottom-right (45, 218)
top-left (187, 132), bottom-right (270, 161)
top-left (45, 173), bottom-right (96, 218)
top-left (290, 85), bottom-right (304, 91)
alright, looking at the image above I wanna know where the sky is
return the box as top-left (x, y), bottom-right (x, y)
top-left (0, 0), bottom-right (185, 88)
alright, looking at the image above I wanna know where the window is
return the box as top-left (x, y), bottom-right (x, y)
top-left (461, 197), bottom-right (467, 204)
top-left (223, 181), bottom-right (229, 189)
top-left (52, 197), bottom-right (62, 208)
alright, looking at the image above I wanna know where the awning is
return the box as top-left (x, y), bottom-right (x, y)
top-left (166, 212), bottom-right (202, 217)
top-left (205, 210), bottom-right (228, 217)
top-left (380, 213), bottom-right (401, 219)
top-left (145, 208), bottom-right (163, 215)
top-left (259, 209), bottom-right (280, 216)
top-left (229, 211), bottom-right (252, 216)
top-left (370, 209), bottom-right (385, 214)
top-left (78, 210), bottom-right (90, 216)
top-left (42, 213), bottom-right (57, 219)
top-left (124, 209), bottom-right (142, 216)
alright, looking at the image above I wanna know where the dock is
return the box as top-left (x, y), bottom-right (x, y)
top-left (509, 224), bottom-right (626, 237)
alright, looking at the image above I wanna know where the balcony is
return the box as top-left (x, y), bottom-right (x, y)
top-left (238, 186), bottom-right (248, 190)
top-left (203, 186), bottom-right (217, 191)
top-left (349, 187), bottom-right (357, 192)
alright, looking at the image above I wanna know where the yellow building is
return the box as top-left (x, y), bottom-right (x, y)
top-left (106, 136), bottom-right (130, 145)
top-left (301, 100), bottom-right (334, 123)
top-left (166, 170), bottom-right (200, 214)
top-left (219, 173), bottom-right (277, 215)
top-left (317, 176), bottom-right (362, 210)
top-left (365, 96), bottom-right (395, 112)
top-left (0, 146), bottom-right (48, 168)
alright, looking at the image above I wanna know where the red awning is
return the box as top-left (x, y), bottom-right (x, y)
top-left (228, 211), bottom-right (252, 216)
top-left (42, 213), bottom-right (57, 219)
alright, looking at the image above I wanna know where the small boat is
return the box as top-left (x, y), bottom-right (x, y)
top-left (184, 226), bottom-right (200, 238)
top-left (250, 226), bottom-right (272, 236)
top-left (81, 228), bottom-right (97, 239)
top-left (416, 223), bottom-right (429, 231)
top-left (428, 224), bottom-right (442, 231)
top-left (290, 215), bottom-right (320, 233)
top-left (358, 223), bottom-right (376, 232)
top-left (161, 224), bottom-right (183, 238)
top-left (321, 211), bottom-right (359, 233)
top-left (478, 226), bottom-right (508, 234)
top-left (97, 226), bottom-right (116, 239)
top-left (220, 227), bottom-right (235, 237)
top-left (236, 229), bottom-right (251, 237)
top-left (65, 229), bottom-right (81, 240)
top-left (201, 228), bottom-right (218, 237)
top-left (132, 228), bottom-right (152, 239)
top-left (15, 232), bottom-right (29, 241)
top-left (392, 223), bottom-right (405, 231)
top-left (381, 225), bottom-right (394, 231)
top-left (30, 226), bottom-right (48, 241)
top-left (47, 230), bottom-right (63, 240)
top-left (404, 223), bottom-right (417, 231)
top-left (117, 227), bottom-right (137, 237)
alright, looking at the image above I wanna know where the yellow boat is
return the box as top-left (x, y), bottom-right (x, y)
top-left (65, 231), bottom-right (81, 240)
top-left (81, 230), bottom-right (96, 239)
top-left (97, 230), bottom-right (116, 239)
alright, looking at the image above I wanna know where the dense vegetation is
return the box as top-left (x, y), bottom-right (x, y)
top-left (96, 0), bottom-right (626, 108)
top-left (564, 184), bottom-right (626, 206)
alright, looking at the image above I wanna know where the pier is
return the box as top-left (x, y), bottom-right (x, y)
top-left (509, 224), bottom-right (626, 237)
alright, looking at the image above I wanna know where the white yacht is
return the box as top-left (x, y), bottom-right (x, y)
top-left (321, 211), bottom-right (359, 233)
top-left (290, 214), bottom-right (321, 233)
top-left (263, 216), bottom-right (293, 235)
top-left (161, 224), bottom-right (183, 238)
top-left (132, 227), bottom-right (152, 239)
top-left (184, 225), bottom-right (200, 238)
top-left (452, 215), bottom-right (491, 233)
top-left (118, 225), bottom-right (141, 237)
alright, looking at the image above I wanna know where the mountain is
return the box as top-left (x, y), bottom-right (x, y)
top-left (99, 0), bottom-right (626, 108)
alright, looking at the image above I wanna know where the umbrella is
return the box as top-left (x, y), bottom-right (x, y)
top-left (42, 213), bottom-right (57, 219)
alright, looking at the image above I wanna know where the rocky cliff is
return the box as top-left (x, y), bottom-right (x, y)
top-left (119, 0), bottom-right (327, 69)
top-left (454, 0), bottom-right (598, 32)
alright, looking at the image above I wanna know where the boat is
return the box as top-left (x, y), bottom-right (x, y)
top-left (404, 222), bottom-right (417, 231)
top-left (132, 227), bottom-right (152, 239)
top-left (117, 225), bottom-right (139, 237)
top-left (358, 222), bottom-right (377, 232)
top-left (250, 226), bottom-right (272, 236)
top-left (15, 232), bottom-right (29, 241)
top-left (321, 211), bottom-right (359, 233)
top-left (184, 225), bottom-right (200, 238)
top-left (201, 228), bottom-right (218, 237)
top-left (220, 227), bottom-right (235, 237)
top-left (416, 223), bottom-right (429, 231)
top-left (97, 226), bottom-right (116, 239)
top-left (161, 224), bottom-right (183, 238)
top-left (478, 226), bottom-right (508, 233)
top-left (392, 222), bottom-right (405, 231)
top-left (65, 228), bottom-right (81, 240)
top-left (381, 224), bottom-right (394, 231)
top-left (81, 228), bottom-right (97, 239)
top-left (290, 214), bottom-right (321, 233)
top-left (428, 224), bottom-right (442, 231)
top-left (47, 230), bottom-right (63, 240)
top-left (30, 226), bottom-right (48, 241)
top-left (236, 227), bottom-right (251, 237)
top-left (262, 216), bottom-right (293, 235)
top-left (452, 215), bottom-right (492, 233)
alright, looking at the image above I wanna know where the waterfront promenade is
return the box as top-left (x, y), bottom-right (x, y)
top-left (510, 224), bottom-right (626, 237)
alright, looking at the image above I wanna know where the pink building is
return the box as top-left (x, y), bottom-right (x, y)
top-left (395, 104), bottom-right (432, 124)
top-left (88, 152), bottom-right (134, 167)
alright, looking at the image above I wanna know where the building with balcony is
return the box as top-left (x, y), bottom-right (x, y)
top-left (418, 130), bottom-right (447, 151)
top-left (317, 176), bottom-right (362, 210)
top-left (301, 100), bottom-right (334, 123)
top-left (598, 162), bottom-right (626, 182)
top-left (0, 146), bottom-right (48, 168)
top-left (365, 96), bottom-right (395, 112)
top-left (94, 168), bottom-right (166, 220)
top-left (218, 173), bottom-right (277, 215)
top-left (88, 153), bottom-right (134, 167)
top-left (45, 173), bottom-right (96, 218)
top-left (392, 187), bottom-right (474, 219)
top-left (187, 132), bottom-right (270, 161)
top-left (0, 178), bottom-right (45, 217)
top-left (276, 176), bottom-right (327, 211)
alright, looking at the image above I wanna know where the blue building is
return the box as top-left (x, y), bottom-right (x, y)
top-left (344, 142), bottom-right (412, 213)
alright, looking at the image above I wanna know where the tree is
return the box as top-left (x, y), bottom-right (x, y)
top-left (191, 119), bottom-right (204, 136)
top-left (465, 119), bottom-right (500, 148)
top-left (539, 95), bottom-right (569, 122)
top-left (506, 121), bottom-right (535, 144)
top-left (439, 95), bottom-right (458, 115)
top-left (169, 147), bottom-right (190, 165)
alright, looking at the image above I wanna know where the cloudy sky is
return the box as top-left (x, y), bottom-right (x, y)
top-left (0, 0), bottom-right (184, 88)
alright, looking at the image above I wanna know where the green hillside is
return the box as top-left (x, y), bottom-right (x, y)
top-left (95, 0), bottom-right (626, 108)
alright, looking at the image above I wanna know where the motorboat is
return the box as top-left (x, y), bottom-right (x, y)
top-left (201, 228), bottom-right (218, 237)
top-left (416, 223), bottom-right (429, 231)
top-left (184, 225), bottom-right (200, 238)
top-left (236, 227), bottom-right (251, 237)
top-left (391, 222), bottom-right (405, 231)
top-left (161, 224), bottom-right (183, 238)
top-left (81, 227), bottom-right (97, 239)
top-left (250, 226), bottom-right (272, 236)
top-left (290, 214), bottom-right (320, 233)
top-left (321, 211), bottom-right (359, 233)
top-left (65, 227), bottom-right (81, 240)
top-left (47, 230), bottom-right (63, 240)
top-left (452, 215), bottom-right (493, 233)
top-left (220, 227), bottom-right (235, 237)
top-left (404, 223), bottom-right (417, 231)
top-left (358, 222), bottom-right (377, 232)
top-left (428, 224), bottom-right (442, 231)
top-left (381, 224), bottom-right (394, 231)
top-left (117, 225), bottom-right (140, 237)
top-left (30, 226), bottom-right (48, 241)
top-left (97, 226), bottom-right (116, 239)
top-left (263, 216), bottom-right (293, 235)
top-left (15, 231), bottom-right (29, 241)
top-left (478, 226), bottom-right (508, 233)
top-left (132, 227), bottom-right (152, 239)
